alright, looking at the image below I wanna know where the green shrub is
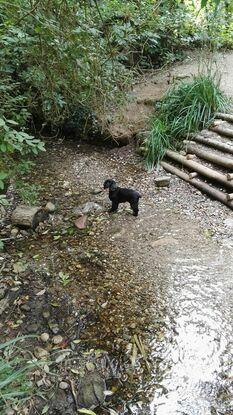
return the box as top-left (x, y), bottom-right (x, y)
top-left (145, 74), bottom-right (230, 169)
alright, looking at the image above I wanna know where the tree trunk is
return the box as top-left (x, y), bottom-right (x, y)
top-left (11, 205), bottom-right (48, 229)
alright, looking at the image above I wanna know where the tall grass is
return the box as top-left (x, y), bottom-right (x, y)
top-left (0, 336), bottom-right (38, 412)
top-left (145, 74), bottom-right (230, 169)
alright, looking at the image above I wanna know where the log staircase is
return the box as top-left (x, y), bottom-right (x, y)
top-left (161, 113), bottom-right (233, 209)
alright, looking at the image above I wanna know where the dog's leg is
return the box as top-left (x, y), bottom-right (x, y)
top-left (130, 201), bottom-right (139, 217)
top-left (109, 201), bottom-right (119, 213)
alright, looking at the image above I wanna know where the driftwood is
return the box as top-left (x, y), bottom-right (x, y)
top-left (165, 149), bottom-right (233, 189)
top-left (210, 125), bottom-right (233, 138)
top-left (192, 134), bottom-right (233, 155)
top-left (227, 173), bottom-right (233, 181)
top-left (161, 161), bottom-right (233, 210)
top-left (11, 205), bottom-right (48, 229)
top-left (216, 113), bottom-right (233, 123)
top-left (227, 193), bottom-right (233, 201)
top-left (183, 140), bottom-right (233, 169)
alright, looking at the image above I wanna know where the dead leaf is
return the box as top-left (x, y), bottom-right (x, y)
top-left (36, 289), bottom-right (46, 296)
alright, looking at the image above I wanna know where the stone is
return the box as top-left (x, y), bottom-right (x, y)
top-left (42, 310), bottom-right (50, 319)
top-left (155, 176), bottom-right (171, 187)
top-left (59, 381), bottom-right (69, 390)
top-left (48, 321), bottom-right (59, 334)
top-left (34, 347), bottom-right (49, 359)
top-left (73, 202), bottom-right (102, 216)
top-left (26, 323), bottom-right (39, 333)
top-left (45, 202), bottom-right (56, 213)
top-left (52, 335), bottom-right (63, 345)
top-left (74, 215), bottom-right (87, 230)
top-left (20, 304), bottom-right (31, 312)
top-left (41, 333), bottom-right (50, 342)
top-left (78, 371), bottom-right (106, 408)
top-left (224, 218), bottom-right (233, 228)
top-left (0, 298), bottom-right (9, 315)
top-left (10, 227), bottom-right (19, 237)
top-left (63, 181), bottom-right (70, 189)
top-left (0, 285), bottom-right (7, 300)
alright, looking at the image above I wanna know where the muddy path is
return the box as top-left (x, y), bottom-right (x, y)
top-left (1, 50), bottom-right (233, 415)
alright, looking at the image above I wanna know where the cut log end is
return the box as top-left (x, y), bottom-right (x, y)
top-left (11, 205), bottom-right (48, 229)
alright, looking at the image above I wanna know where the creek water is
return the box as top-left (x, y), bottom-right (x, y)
top-left (146, 243), bottom-right (233, 414)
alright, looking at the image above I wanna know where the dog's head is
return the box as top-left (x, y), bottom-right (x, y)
top-left (103, 179), bottom-right (117, 191)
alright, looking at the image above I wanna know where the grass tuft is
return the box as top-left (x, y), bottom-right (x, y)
top-left (145, 74), bottom-right (230, 169)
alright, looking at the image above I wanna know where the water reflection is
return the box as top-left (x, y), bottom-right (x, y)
top-left (149, 253), bottom-right (233, 415)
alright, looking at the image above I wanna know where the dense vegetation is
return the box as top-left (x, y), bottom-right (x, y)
top-left (0, 0), bottom-right (232, 192)
top-left (144, 74), bottom-right (230, 168)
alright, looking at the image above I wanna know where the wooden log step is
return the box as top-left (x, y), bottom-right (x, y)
top-left (183, 140), bottom-right (233, 169)
top-left (216, 112), bottom-right (233, 123)
top-left (161, 161), bottom-right (233, 210)
top-left (165, 149), bottom-right (233, 189)
top-left (192, 134), bottom-right (233, 155)
top-left (210, 125), bottom-right (233, 138)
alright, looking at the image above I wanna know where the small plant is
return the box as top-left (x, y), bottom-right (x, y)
top-left (145, 73), bottom-right (230, 168)
top-left (58, 272), bottom-right (71, 287)
top-left (0, 336), bottom-right (38, 412)
top-left (15, 181), bottom-right (42, 205)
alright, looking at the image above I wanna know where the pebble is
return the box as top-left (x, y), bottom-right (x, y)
top-left (10, 227), bottom-right (19, 237)
top-left (45, 202), bottom-right (56, 213)
top-left (42, 310), bottom-right (50, 319)
top-left (52, 335), bottom-right (63, 345)
top-left (63, 180), bottom-right (70, 189)
top-left (34, 347), bottom-right (49, 359)
top-left (20, 304), bottom-right (31, 312)
top-left (41, 332), bottom-right (50, 342)
top-left (59, 381), bottom-right (69, 390)
top-left (26, 323), bottom-right (39, 333)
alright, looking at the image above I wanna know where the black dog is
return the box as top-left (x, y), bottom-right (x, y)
top-left (103, 179), bottom-right (141, 216)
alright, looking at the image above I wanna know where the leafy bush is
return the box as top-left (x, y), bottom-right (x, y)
top-left (145, 74), bottom-right (230, 168)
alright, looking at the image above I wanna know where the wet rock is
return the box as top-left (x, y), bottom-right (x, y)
top-left (34, 347), bottom-right (49, 359)
top-left (73, 202), bottom-right (102, 216)
top-left (52, 335), bottom-right (63, 345)
top-left (155, 176), bottom-right (171, 187)
top-left (78, 371), bottom-right (106, 409)
top-left (41, 333), bottom-right (50, 342)
top-left (59, 381), bottom-right (69, 390)
top-left (0, 297), bottom-right (9, 315)
top-left (45, 202), bottom-right (56, 213)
